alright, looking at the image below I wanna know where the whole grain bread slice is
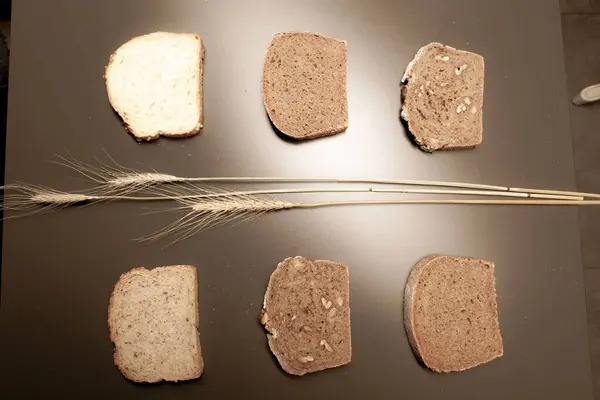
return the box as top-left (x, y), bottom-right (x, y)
top-left (105, 32), bottom-right (204, 141)
top-left (404, 255), bottom-right (503, 372)
top-left (262, 32), bottom-right (348, 140)
top-left (260, 256), bottom-right (351, 375)
top-left (401, 43), bottom-right (484, 152)
top-left (108, 265), bottom-right (203, 382)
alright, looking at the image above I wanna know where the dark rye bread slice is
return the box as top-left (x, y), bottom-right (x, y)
top-left (401, 43), bottom-right (484, 152)
top-left (260, 256), bottom-right (351, 375)
top-left (108, 265), bottom-right (203, 382)
top-left (262, 32), bottom-right (348, 140)
top-left (404, 255), bottom-right (503, 373)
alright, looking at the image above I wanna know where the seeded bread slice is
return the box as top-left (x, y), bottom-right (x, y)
top-left (404, 255), bottom-right (503, 373)
top-left (262, 32), bottom-right (348, 140)
top-left (260, 256), bottom-right (351, 375)
top-left (401, 43), bottom-right (484, 152)
top-left (108, 265), bottom-right (203, 382)
top-left (105, 32), bottom-right (204, 141)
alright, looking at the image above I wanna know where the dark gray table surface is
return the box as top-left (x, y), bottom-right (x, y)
top-left (0, 0), bottom-right (593, 398)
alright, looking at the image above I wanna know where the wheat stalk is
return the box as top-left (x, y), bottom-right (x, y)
top-left (0, 182), bottom-right (584, 214)
top-left (2, 181), bottom-right (599, 244)
top-left (139, 192), bottom-right (600, 244)
top-left (52, 156), bottom-right (597, 200)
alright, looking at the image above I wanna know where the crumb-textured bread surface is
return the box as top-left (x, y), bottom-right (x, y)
top-left (108, 265), bottom-right (203, 382)
top-left (262, 32), bottom-right (348, 140)
top-left (401, 43), bottom-right (484, 151)
top-left (404, 255), bottom-right (503, 373)
top-left (260, 256), bottom-right (351, 375)
top-left (105, 32), bottom-right (204, 141)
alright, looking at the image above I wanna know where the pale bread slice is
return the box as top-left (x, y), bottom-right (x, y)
top-left (404, 255), bottom-right (503, 373)
top-left (260, 256), bottom-right (351, 375)
top-left (262, 32), bottom-right (348, 140)
top-left (108, 265), bottom-right (203, 382)
top-left (401, 42), bottom-right (484, 151)
top-left (105, 32), bottom-right (204, 141)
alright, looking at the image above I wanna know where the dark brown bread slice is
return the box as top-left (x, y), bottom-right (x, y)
top-left (108, 265), bottom-right (203, 382)
top-left (404, 255), bottom-right (503, 373)
top-left (262, 32), bottom-right (348, 140)
top-left (260, 256), bottom-right (351, 375)
top-left (401, 43), bottom-right (485, 152)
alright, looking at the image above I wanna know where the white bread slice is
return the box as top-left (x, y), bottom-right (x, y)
top-left (404, 255), bottom-right (503, 373)
top-left (105, 32), bottom-right (204, 141)
top-left (260, 256), bottom-right (351, 376)
top-left (108, 265), bottom-right (203, 382)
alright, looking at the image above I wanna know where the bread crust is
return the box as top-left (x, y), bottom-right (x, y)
top-left (107, 265), bottom-right (203, 382)
top-left (105, 32), bottom-right (204, 141)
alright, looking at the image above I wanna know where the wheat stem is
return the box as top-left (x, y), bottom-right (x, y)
top-left (51, 156), bottom-right (600, 200)
top-left (49, 154), bottom-right (600, 200)
top-left (1, 185), bottom-right (583, 212)
top-left (295, 199), bottom-right (600, 208)
top-left (100, 188), bottom-right (582, 201)
top-left (132, 176), bottom-right (597, 199)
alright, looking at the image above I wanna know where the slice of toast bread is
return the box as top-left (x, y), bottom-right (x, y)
top-left (260, 256), bottom-right (351, 375)
top-left (404, 255), bottom-right (503, 372)
top-left (108, 265), bottom-right (203, 382)
top-left (105, 32), bottom-right (204, 141)
top-left (401, 43), bottom-right (484, 152)
top-left (262, 32), bottom-right (348, 140)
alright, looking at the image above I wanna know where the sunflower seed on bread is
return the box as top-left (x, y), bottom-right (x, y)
top-left (401, 43), bottom-right (484, 151)
top-left (262, 32), bottom-right (348, 140)
top-left (108, 265), bottom-right (203, 382)
top-left (105, 32), bottom-right (204, 141)
top-left (404, 255), bottom-right (503, 372)
top-left (260, 256), bottom-right (351, 375)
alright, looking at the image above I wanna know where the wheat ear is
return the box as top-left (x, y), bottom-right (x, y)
top-left (52, 156), bottom-right (597, 199)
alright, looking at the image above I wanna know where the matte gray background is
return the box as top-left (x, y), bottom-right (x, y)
top-left (0, 0), bottom-right (593, 399)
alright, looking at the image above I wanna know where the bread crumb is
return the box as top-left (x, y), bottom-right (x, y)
top-left (299, 356), bottom-right (314, 363)
top-left (321, 297), bottom-right (332, 309)
top-left (260, 310), bottom-right (269, 324)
